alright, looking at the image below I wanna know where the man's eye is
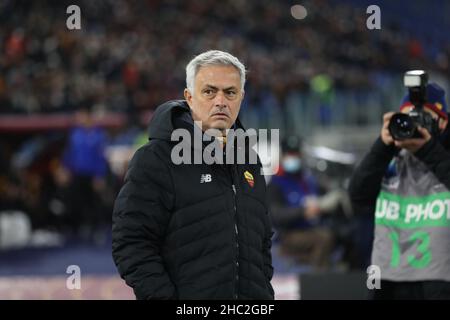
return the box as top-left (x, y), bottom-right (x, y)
top-left (203, 89), bottom-right (214, 96)
top-left (226, 91), bottom-right (237, 97)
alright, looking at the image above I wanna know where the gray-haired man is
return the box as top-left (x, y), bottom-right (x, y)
top-left (112, 50), bottom-right (274, 300)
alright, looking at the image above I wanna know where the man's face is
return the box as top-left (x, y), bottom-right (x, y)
top-left (401, 106), bottom-right (448, 132)
top-left (184, 65), bottom-right (244, 135)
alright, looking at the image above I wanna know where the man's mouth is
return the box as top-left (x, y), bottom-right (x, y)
top-left (212, 113), bottom-right (229, 118)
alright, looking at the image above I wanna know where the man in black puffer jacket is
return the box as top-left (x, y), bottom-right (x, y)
top-left (112, 50), bottom-right (274, 300)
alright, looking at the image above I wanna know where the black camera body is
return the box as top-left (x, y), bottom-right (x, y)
top-left (388, 70), bottom-right (439, 141)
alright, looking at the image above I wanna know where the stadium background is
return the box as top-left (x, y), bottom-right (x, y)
top-left (0, 0), bottom-right (449, 299)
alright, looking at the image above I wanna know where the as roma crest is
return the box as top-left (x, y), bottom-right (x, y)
top-left (244, 171), bottom-right (254, 188)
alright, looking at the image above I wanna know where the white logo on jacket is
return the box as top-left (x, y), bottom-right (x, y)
top-left (200, 174), bottom-right (212, 183)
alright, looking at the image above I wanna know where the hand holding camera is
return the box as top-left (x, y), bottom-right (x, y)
top-left (382, 70), bottom-right (443, 153)
top-left (380, 111), bottom-right (396, 146)
top-left (381, 111), bottom-right (431, 152)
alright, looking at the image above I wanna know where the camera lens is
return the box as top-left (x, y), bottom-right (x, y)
top-left (388, 113), bottom-right (417, 140)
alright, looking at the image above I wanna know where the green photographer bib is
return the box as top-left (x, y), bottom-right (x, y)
top-left (372, 150), bottom-right (450, 281)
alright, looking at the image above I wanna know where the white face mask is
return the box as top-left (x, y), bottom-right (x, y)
top-left (282, 156), bottom-right (302, 173)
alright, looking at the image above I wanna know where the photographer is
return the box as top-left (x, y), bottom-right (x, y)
top-left (349, 73), bottom-right (450, 299)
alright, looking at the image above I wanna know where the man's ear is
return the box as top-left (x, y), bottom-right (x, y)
top-left (184, 89), bottom-right (193, 107)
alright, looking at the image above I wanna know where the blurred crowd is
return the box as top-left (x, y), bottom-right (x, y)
top-left (0, 0), bottom-right (449, 116)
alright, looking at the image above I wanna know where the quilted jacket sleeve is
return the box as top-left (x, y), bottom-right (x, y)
top-left (414, 137), bottom-right (450, 190)
top-left (112, 145), bottom-right (176, 300)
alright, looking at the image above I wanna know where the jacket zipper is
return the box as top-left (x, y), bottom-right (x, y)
top-left (223, 146), bottom-right (239, 299)
top-left (231, 183), bottom-right (239, 300)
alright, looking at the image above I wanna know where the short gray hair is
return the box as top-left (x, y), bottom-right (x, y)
top-left (185, 50), bottom-right (246, 94)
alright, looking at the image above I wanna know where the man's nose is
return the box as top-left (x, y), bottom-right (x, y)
top-left (213, 91), bottom-right (226, 106)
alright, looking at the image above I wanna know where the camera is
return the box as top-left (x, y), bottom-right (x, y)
top-left (388, 70), bottom-right (439, 140)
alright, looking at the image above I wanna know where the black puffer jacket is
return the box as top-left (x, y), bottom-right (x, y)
top-left (112, 100), bottom-right (274, 300)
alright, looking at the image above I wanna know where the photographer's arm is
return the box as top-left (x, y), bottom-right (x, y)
top-left (112, 146), bottom-right (177, 300)
top-left (414, 138), bottom-right (450, 190)
top-left (348, 137), bottom-right (398, 209)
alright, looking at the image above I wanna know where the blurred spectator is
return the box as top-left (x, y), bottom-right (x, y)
top-left (61, 102), bottom-right (109, 239)
top-left (268, 136), bottom-right (336, 271)
top-left (310, 73), bottom-right (335, 126)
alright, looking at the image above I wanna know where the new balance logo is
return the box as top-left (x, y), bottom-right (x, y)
top-left (200, 174), bottom-right (212, 183)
